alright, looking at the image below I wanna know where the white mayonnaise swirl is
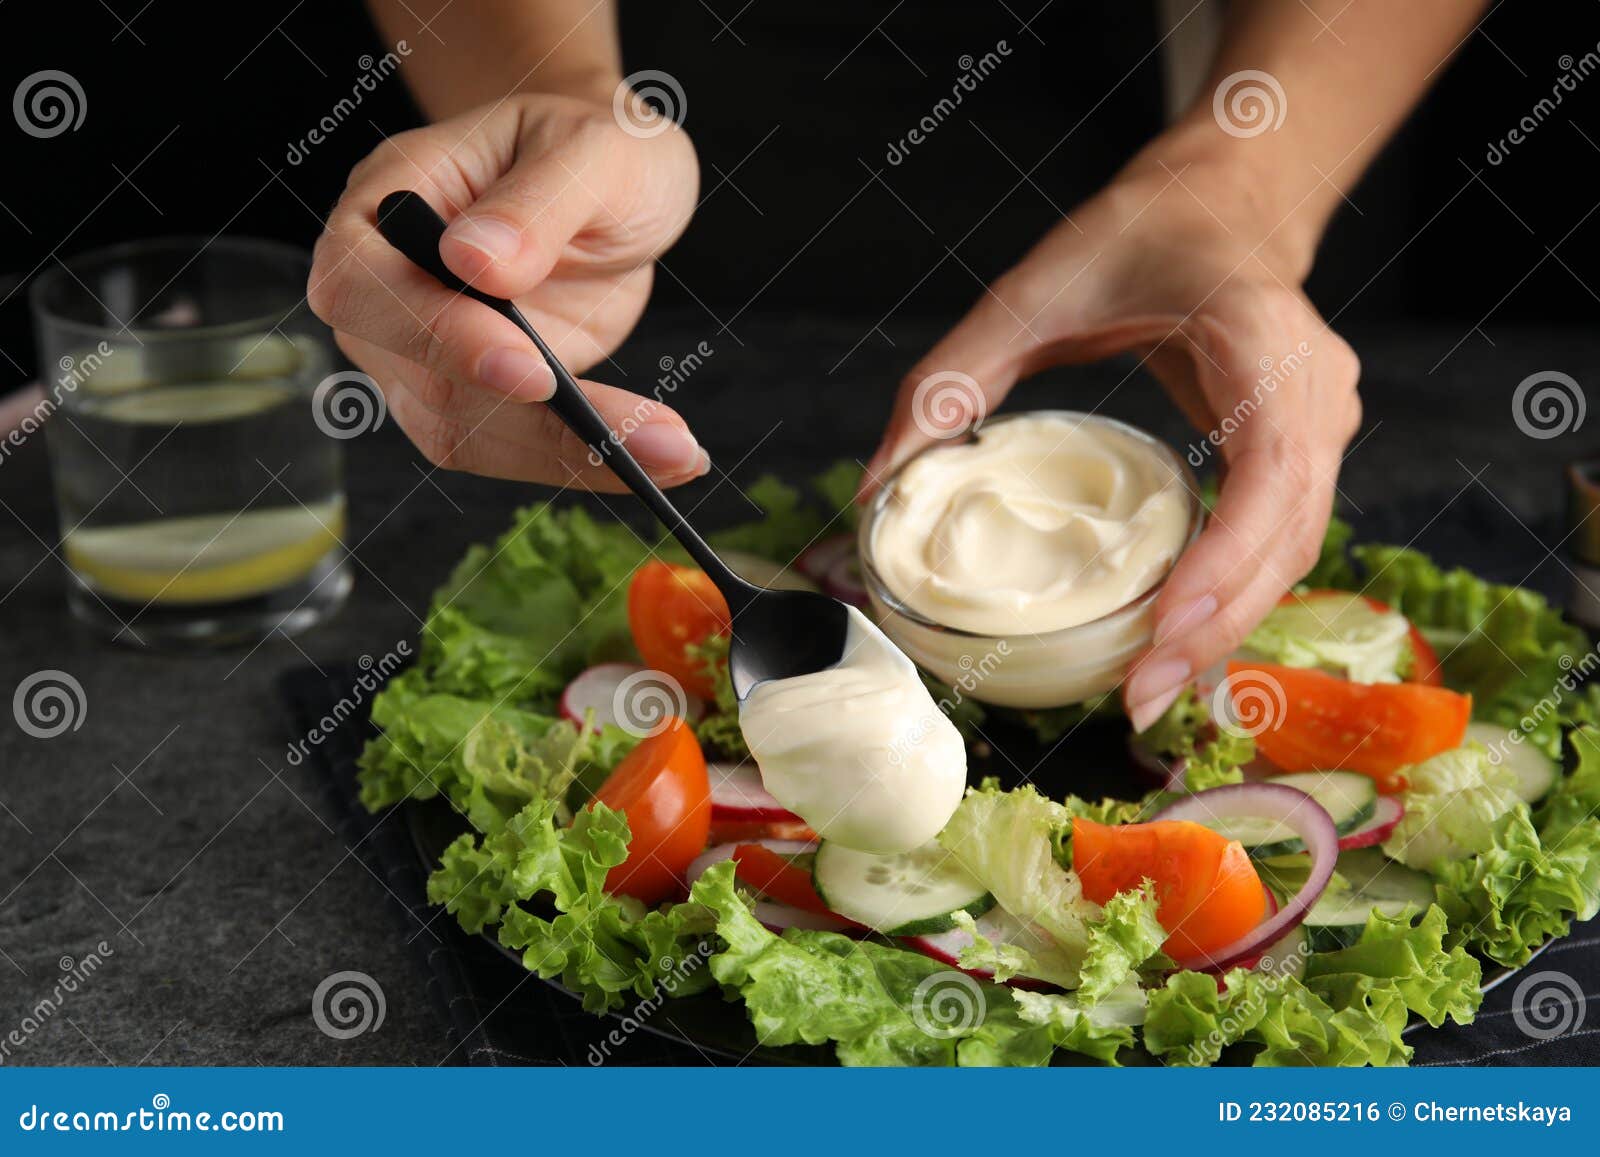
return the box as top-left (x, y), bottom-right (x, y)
top-left (870, 413), bottom-right (1192, 636)
top-left (738, 606), bottom-right (966, 854)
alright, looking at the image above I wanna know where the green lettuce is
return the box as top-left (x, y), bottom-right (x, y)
top-left (426, 798), bottom-right (715, 1011)
top-left (937, 784), bottom-right (1095, 964)
top-left (690, 862), bottom-right (1053, 1066)
top-left (1381, 744), bottom-right (1524, 871)
top-left (1435, 806), bottom-right (1600, 966)
top-left (421, 503), bottom-right (654, 708)
top-left (1245, 591), bottom-right (1412, 684)
top-left (358, 674), bottom-right (636, 831)
top-left (1301, 906), bottom-right (1481, 1029)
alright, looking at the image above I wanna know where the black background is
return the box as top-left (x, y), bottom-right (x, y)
top-left (4, 1), bottom-right (1600, 395)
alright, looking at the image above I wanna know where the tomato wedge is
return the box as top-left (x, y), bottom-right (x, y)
top-left (627, 561), bottom-right (730, 699)
top-left (1229, 659), bottom-right (1470, 793)
top-left (730, 845), bottom-right (832, 914)
top-left (1072, 818), bottom-right (1266, 963)
top-left (591, 719), bottom-right (711, 903)
top-left (1285, 590), bottom-right (1443, 686)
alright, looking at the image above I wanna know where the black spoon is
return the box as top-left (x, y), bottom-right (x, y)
top-left (373, 190), bottom-right (850, 699)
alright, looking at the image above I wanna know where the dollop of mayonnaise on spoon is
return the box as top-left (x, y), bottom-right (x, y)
top-left (737, 606), bottom-right (966, 855)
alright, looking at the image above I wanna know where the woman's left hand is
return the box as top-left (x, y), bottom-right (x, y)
top-left (862, 157), bottom-right (1362, 732)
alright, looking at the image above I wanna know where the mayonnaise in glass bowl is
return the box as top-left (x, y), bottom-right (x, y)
top-left (858, 411), bottom-right (1203, 709)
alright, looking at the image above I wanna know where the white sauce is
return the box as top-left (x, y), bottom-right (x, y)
top-left (738, 606), bottom-right (967, 854)
top-left (870, 414), bottom-right (1192, 636)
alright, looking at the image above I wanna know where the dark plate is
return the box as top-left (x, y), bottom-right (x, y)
top-left (403, 710), bottom-right (1543, 1065)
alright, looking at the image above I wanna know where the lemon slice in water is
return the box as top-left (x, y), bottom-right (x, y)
top-left (65, 498), bottom-right (345, 604)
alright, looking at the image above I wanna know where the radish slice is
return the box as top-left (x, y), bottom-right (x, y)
top-left (708, 761), bottom-right (799, 822)
top-left (559, 663), bottom-right (705, 730)
top-left (686, 839), bottom-right (817, 888)
top-left (1150, 782), bottom-right (1338, 973)
top-left (1336, 795), bottom-right (1404, 850)
top-left (823, 554), bottom-right (868, 607)
top-left (902, 908), bottom-right (1057, 990)
top-left (797, 534), bottom-right (853, 581)
top-left (754, 900), bottom-right (859, 935)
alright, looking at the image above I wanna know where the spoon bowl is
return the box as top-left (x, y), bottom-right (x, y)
top-left (373, 190), bottom-right (851, 702)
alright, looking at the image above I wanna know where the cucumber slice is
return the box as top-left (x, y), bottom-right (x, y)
top-left (1202, 772), bottom-right (1378, 857)
top-left (1302, 847), bottom-right (1435, 951)
top-left (1253, 923), bottom-right (1310, 981)
top-left (812, 840), bottom-right (994, 935)
top-left (1463, 721), bottom-right (1558, 803)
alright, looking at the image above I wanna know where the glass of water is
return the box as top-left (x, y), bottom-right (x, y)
top-left (30, 237), bottom-right (351, 647)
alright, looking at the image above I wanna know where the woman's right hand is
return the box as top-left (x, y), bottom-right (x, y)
top-left (309, 91), bottom-right (707, 489)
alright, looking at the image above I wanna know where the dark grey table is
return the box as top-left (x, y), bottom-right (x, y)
top-left (1, 310), bottom-right (1595, 1065)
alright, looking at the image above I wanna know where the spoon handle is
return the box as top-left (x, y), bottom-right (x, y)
top-left (372, 190), bottom-right (753, 607)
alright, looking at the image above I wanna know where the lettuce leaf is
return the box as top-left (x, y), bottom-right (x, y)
top-left (937, 784), bottom-right (1095, 964)
top-left (1301, 906), bottom-right (1481, 1028)
top-left (426, 798), bottom-right (715, 1011)
top-left (1381, 744), bottom-right (1524, 871)
top-left (1143, 969), bottom-right (1411, 1067)
top-left (690, 862), bottom-right (1050, 1066)
top-left (420, 503), bottom-right (653, 708)
top-left (358, 674), bottom-right (636, 831)
top-left (1245, 591), bottom-right (1412, 684)
top-left (1434, 807), bottom-right (1600, 966)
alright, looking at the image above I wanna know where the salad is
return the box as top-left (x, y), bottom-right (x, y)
top-left (357, 464), bottom-right (1600, 1066)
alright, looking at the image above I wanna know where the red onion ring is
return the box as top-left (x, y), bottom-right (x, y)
top-left (1150, 782), bottom-right (1338, 973)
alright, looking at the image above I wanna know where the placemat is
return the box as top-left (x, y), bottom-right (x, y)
top-left (281, 487), bottom-right (1600, 1066)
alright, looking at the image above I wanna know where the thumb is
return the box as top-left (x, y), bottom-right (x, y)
top-left (435, 132), bottom-right (616, 299)
top-left (861, 291), bottom-right (1032, 497)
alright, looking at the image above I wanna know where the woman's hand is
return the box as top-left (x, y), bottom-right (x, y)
top-left (863, 157), bottom-right (1362, 732)
top-left (309, 91), bottom-right (706, 489)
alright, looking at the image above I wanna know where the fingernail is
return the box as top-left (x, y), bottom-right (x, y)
top-left (1155, 594), bottom-right (1217, 647)
top-left (443, 216), bottom-right (522, 265)
top-left (1124, 656), bottom-right (1191, 731)
top-left (1128, 683), bottom-right (1187, 735)
top-left (625, 422), bottom-right (702, 474)
top-left (477, 347), bottom-right (556, 400)
top-left (694, 448), bottom-right (712, 478)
